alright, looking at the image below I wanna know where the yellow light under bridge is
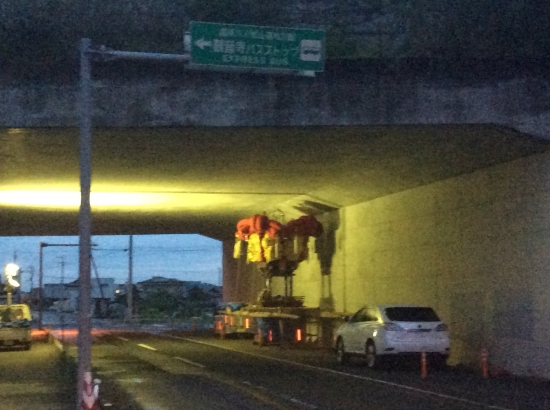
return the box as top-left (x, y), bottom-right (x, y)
top-left (0, 190), bottom-right (176, 210)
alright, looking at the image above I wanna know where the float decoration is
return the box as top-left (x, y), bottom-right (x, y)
top-left (234, 214), bottom-right (323, 272)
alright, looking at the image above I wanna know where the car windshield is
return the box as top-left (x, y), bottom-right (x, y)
top-left (384, 307), bottom-right (440, 322)
top-left (0, 307), bottom-right (17, 323)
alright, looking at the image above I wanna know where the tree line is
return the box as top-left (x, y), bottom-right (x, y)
top-left (1, 0), bottom-right (548, 80)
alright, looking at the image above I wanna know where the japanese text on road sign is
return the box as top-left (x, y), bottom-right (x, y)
top-left (190, 22), bottom-right (325, 72)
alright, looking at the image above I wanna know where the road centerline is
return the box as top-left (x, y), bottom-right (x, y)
top-left (137, 343), bottom-right (157, 351)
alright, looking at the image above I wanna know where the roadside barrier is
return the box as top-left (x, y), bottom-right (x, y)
top-left (481, 348), bottom-right (489, 378)
top-left (421, 349), bottom-right (427, 379)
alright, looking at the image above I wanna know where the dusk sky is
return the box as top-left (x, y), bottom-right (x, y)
top-left (0, 234), bottom-right (222, 292)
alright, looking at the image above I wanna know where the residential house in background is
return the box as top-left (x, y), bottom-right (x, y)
top-left (205, 285), bottom-right (222, 305)
top-left (136, 276), bottom-right (223, 306)
top-left (115, 283), bottom-right (127, 295)
top-left (187, 282), bottom-right (223, 305)
top-left (43, 283), bottom-right (67, 302)
top-left (42, 278), bottom-right (116, 317)
top-left (136, 276), bottom-right (189, 298)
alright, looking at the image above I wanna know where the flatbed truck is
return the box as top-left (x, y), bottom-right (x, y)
top-left (214, 302), bottom-right (348, 348)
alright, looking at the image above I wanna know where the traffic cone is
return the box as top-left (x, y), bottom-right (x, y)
top-left (421, 350), bottom-right (427, 379)
top-left (481, 348), bottom-right (489, 378)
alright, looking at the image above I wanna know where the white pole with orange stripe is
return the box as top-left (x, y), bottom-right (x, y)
top-left (81, 372), bottom-right (98, 410)
top-left (421, 349), bottom-right (427, 379)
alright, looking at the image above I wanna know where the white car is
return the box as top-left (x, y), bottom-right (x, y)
top-left (333, 304), bottom-right (450, 368)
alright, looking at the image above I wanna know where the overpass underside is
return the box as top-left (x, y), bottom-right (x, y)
top-left (1, 124), bottom-right (550, 378)
top-left (0, 124), bottom-right (546, 238)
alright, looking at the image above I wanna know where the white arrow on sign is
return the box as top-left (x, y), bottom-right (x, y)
top-left (195, 38), bottom-right (212, 50)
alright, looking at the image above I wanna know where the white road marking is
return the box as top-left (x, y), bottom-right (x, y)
top-left (117, 336), bottom-right (129, 342)
top-left (52, 338), bottom-right (63, 351)
top-left (168, 336), bottom-right (512, 410)
top-left (242, 380), bottom-right (318, 409)
top-left (174, 356), bottom-right (205, 368)
top-left (117, 378), bottom-right (143, 383)
top-left (96, 370), bottom-right (127, 375)
top-left (290, 397), bottom-right (318, 409)
top-left (137, 343), bottom-right (157, 351)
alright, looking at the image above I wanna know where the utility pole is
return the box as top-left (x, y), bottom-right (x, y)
top-left (39, 242), bottom-right (44, 329)
top-left (29, 266), bottom-right (35, 294)
top-left (59, 256), bottom-right (66, 344)
top-left (61, 256), bottom-right (65, 283)
top-left (38, 243), bottom-right (88, 330)
top-left (126, 235), bottom-right (133, 322)
top-left (13, 252), bottom-right (18, 303)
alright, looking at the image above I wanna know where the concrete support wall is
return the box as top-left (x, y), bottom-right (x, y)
top-left (1, 63), bottom-right (549, 140)
top-left (266, 150), bottom-right (550, 378)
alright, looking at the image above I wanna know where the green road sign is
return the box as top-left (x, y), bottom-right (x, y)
top-left (190, 21), bottom-right (325, 72)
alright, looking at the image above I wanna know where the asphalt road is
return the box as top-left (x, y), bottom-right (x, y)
top-left (75, 331), bottom-right (550, 410)
top-left (87, 334), bottom-right (290, 410)
top-left (0, 341), bottom-right (74, 410)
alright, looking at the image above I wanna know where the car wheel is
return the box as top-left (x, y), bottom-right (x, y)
top-left (336, 339), bottom-right (348, 365)
top-left (365, 341), bottom-right (377, 368)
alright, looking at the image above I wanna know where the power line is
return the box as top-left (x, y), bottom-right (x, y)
top-left (129, 246), bottom-right (220, 252)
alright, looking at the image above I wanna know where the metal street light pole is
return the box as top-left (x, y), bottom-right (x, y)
top-left (77, 38), bottom-right (189, 410)
top-left (78, 37), bottom-right (93, 410)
